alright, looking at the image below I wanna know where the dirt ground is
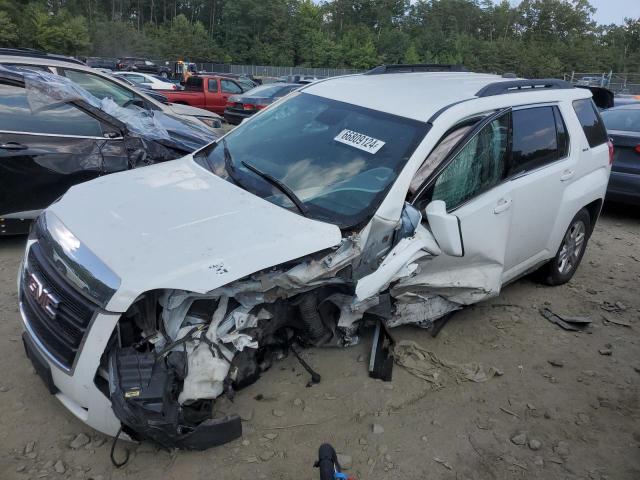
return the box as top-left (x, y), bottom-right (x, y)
top-left (0, 204), bottom-right (638, 480)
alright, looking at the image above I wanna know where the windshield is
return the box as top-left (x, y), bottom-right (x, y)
top-left (601, 108), bottom-right (640, 132)
top-left (194, 92), bottom-right (427, 228)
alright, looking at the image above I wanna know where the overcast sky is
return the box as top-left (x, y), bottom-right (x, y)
top-left (496, 0), bottom-right (640, 25)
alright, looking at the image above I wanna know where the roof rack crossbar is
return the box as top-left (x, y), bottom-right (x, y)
top-left (365, 64), bottom-right (467, 75)
top-left (0, 48), bottom-right (85, 66)
top-left (476, 79), bottom-right (573, 97)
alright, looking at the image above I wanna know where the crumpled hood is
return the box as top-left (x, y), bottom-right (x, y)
top-left (49, 157), bottom-right (342, 312)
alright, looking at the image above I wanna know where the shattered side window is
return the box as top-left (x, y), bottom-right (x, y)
top-left (409, 125), bottom-right (472, 196)
top-left (430, 113), bottom-right (509, 210)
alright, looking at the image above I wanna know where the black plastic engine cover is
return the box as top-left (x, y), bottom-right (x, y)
top-left (108, 347), bottom-right (242, 450)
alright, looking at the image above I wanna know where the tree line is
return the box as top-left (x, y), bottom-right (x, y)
top-left (0, 0), bottom-right (639, 77)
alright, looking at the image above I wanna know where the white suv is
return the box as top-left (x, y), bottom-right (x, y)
top-left (18, 66), bottom-right (612, 449)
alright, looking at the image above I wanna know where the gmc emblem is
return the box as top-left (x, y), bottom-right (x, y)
top-left (26, 272), bottom-right (60, 319)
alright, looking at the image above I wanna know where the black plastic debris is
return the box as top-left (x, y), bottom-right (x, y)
top-left (368, 319), bottom-right (394, 381)
top-left (540, 308), bottom-right (592, 332)
top-left (108, 347), bottom-right (241, 452)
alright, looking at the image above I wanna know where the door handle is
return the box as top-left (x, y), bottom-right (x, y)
top-left (0, 142), bottom-right (28, 150)
top-left (560, 169), bottom-right (575, 182)
top-left (493, 198), bottom-right (512, 214)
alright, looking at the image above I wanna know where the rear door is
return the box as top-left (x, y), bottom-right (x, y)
top-left (0, 82), bottom-right (126, 217)
top-left (501, 105), bottom-right (574, 280)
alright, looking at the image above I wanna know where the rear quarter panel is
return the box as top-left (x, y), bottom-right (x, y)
top-left (547, 100), bottom-right (610, 253)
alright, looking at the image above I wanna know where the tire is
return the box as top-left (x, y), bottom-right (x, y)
top-left (537, 208), bottom-right (591, 286)
top-left (160, 71), bottom-right (168, 79)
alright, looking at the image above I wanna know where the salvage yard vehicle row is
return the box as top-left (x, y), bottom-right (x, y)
top-left (16, 66), bottom-right (612, 449)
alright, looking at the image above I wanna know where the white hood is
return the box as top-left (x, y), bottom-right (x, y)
top-left (49, 157), bottom-right (342, 312)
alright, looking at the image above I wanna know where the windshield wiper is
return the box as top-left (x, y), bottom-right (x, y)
top-left (240, 160), bottom-right (308, 217)
top-left (221, 138), bottom-right (243, 186)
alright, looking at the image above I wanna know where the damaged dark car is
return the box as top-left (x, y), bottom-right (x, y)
top-left (0, 67), bottom-right (215, 235)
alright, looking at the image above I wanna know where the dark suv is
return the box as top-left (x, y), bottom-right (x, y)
top-left (117, 57), bottom-right (171, 77)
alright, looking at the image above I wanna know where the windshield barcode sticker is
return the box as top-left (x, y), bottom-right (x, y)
top-left (334, 129), bottom-right (385, 154)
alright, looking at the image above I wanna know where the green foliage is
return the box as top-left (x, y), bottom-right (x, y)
top-left (31, 7), bottom-right (91, 55)
top-left (0, 0), bottom-right (638, 74)
top-left (0, 11), bottom-right (18, 46)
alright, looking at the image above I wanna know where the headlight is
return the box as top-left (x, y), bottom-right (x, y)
top-left (196, 116), bottom-right (222, 129)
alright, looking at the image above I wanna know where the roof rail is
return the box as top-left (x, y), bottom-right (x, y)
top-left (364, 63), bottom-right (467, 75)
top-left (0, 48), bottom-right (86, 66)
top-left (476, 79), bottom-right (573, 97)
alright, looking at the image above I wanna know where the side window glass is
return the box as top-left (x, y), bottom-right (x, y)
top-left (63, 69), bottom-right (138, 107)
top-left (572, 98), bottom-right (608, 147)
top-left (221, 79), bottom-right (242, 94)
top-left (207, 79), bottom-right (218, 92)
top-left (510, 106), bottom-right (558, 175)
top-left (186, 77), bottom-right (203, 91)
top-left (431, 113), bottom-right (509, 209)
top-left (554, 107), bottom-right (569, 158)
top-left (0, 83), bottom-right (103, 136)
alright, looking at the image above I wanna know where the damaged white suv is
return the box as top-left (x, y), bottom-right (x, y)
top-left (18, 66), bottom-right (612, 449)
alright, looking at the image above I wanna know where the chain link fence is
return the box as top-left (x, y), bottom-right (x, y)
top-left (160, 62), bottom-right (361, 81)
top-left (564, 72), bottom-right (640, 95)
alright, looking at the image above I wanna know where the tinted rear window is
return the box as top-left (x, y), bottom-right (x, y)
top-left (185, 77), bottom-right (203, 91)
top-left (600, 108), bottom-right (640, 133)
top-left (572, 99), bottom-right (608, 147)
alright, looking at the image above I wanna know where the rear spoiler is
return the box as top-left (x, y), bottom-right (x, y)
top-left (575, 86), bottom-right (614, 109)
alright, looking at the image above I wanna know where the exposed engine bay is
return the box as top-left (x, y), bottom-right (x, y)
top-left (102, 207), bottom-right (499, 450)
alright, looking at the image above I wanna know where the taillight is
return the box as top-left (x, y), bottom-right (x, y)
top-left (226, 101), bottom-right (235, 108)
top-left (635, 144), bottom-right (640, 155)
top-left (172, 84), bottom-right (177, 90)
top-left (243, 103), bottom-right (255, 110)
top-left (255, 104), bottom-right (267, 110)
top-left (608, 139), bottom-right (614, 165)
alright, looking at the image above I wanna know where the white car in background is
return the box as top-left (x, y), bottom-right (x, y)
top-left (112, 71), bottom-right (178, 90)
top-left (18, 65), bottom-right (612, 450)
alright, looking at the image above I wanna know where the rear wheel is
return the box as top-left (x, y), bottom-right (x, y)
top-left (160, 71), bottom-right (169, 79)
top-left (538, 208), bottom-right (591, 286)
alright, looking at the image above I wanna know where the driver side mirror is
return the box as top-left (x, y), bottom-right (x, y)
top-left (424, 200), bottom-right (463, 257)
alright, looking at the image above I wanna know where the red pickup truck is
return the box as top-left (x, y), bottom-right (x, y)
top-left (161, 75), bottom-right (247, 115)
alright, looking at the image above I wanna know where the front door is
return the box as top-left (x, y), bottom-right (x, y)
top-left (219, 79), bottom-right (243, 115)
top-left (0, 82), bottom-right (125, 218)
top-left (357, 109), bottom-right (515, 308)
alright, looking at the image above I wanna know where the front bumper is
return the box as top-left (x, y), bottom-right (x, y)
top-left (19, 272), bottom-right (123, 437)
